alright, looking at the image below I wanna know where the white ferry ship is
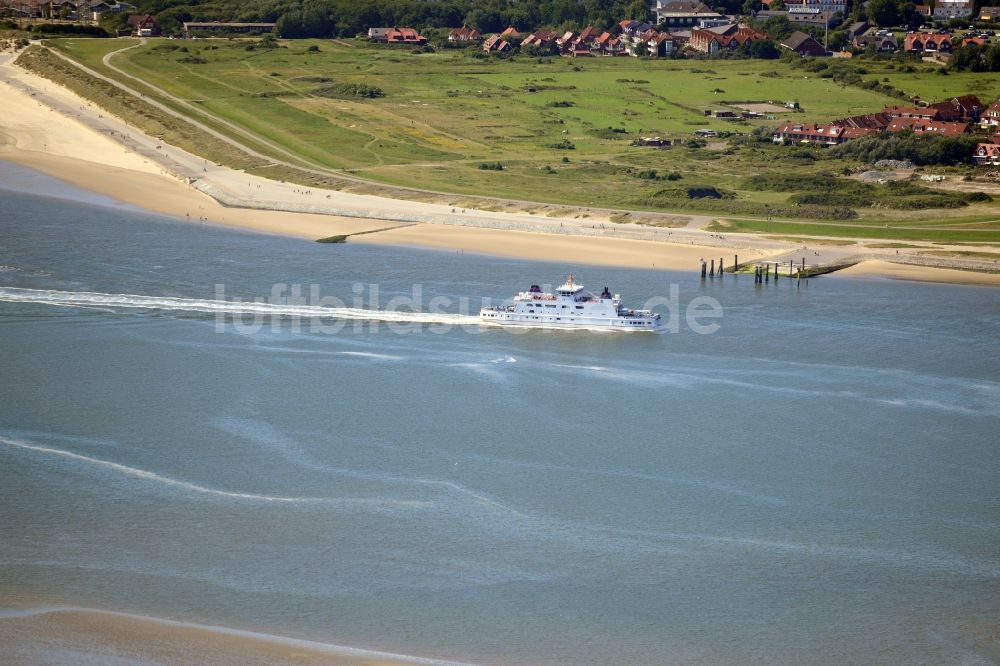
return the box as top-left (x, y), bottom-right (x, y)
top-left (480, 275), bottom-right (661, 331)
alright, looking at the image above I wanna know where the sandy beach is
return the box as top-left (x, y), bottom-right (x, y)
top-left (1, 47), bottom-right (996, 284)
top-left (0, 607), bottom-right (462, 666)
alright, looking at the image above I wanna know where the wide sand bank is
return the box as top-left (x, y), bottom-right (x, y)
top-left (832, 260), bottom-right (1000, 287)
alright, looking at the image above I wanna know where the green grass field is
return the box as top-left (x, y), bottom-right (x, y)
top-left (38, 38), bottom-right (1000, 243)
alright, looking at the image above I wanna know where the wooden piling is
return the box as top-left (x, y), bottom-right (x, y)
top-left (719, 257), bottom-right (724, 276)
top-left (734, 254), bottom-right (739, 272)
top-left (710, 259), bottom-right (715, 277)
top-left (701, 259), bottom-right (706, 278)
top-left (765, 264), bottom-right (770, 283)
top-left (789, 260), bottom-right (793, 278)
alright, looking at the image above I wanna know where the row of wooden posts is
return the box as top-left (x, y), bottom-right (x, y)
top-left (701, 257), bottom-right (808, 284)
top-left (700, 256), bottom-right (735, 278)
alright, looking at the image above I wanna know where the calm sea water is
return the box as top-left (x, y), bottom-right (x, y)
top-left (1, 163), bottom-right (999, 665)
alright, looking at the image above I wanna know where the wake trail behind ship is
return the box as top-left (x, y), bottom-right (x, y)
top-left (0, 287), bottom-right (480, 327)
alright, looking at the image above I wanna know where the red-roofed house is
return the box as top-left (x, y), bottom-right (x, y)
top-left (385, 27), bottom-right (426, 44)
top-left (974, 143), bottom-right (1000, 165)
top-left (592, 32), bottom-right (625, 56)
top-left (448, 25), bottom-right (482, 42)
top-left (483, 34), bottom-right (512, 53)
top-left (830, 112), bottom-right (891, 130)
top-left (981, 99), bottom-right (1000, 128)
top-left (576, 26), bottom-right (599, 46)
top-left (521, 30), bottom-right (557, 49)
top-left (647, 32), bottom-right (676, 57)
top-left (885, 105), bottom-right (944, 121)
top-left (904, 32), bottom-right (953, 53)
top-left (951, 95), bottom-right (984, 121)
top-left (128, 13), bottom-right (159, 37)
top-left (500, 27), bottom-right (520, 39)
top-left (690, 23), bottom-right (768, 53)
top-left (885, 118), bottom-right (970, 136)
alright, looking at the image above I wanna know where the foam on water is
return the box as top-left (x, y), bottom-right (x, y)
top-left (0, 436), bottom-right (429, 511)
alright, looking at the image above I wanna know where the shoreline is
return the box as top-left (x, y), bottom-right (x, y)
top-left (0, 605), bottom-right (472, 666)
top-left (1, 48), bottom-right (998, 285)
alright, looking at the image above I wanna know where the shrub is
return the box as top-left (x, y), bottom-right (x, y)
top-left (478, 162), bottom-right (504, 171)
top-left (548, 139), bottom-right (575, 150)
top-left (314, 83), bottom-right (384, 98)
top-left (829, 131), bottom-right (981, 166)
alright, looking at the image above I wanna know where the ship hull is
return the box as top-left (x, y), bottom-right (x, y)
top-left (480, 310), bottom-right (659, 331)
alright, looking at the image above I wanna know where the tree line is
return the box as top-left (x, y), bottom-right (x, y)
top-left (121, 0), bottom-right (751, 38)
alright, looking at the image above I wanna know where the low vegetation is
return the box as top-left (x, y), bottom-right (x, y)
top-left (828, 131), bottom-right (983, 167)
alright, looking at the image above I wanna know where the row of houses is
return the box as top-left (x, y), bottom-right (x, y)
top-left (774, 95), bottom-right (1000, 150)
top-left (368, 27), bottom-right (426, 44)
top-left (0, 0), bottom-right (134, 21)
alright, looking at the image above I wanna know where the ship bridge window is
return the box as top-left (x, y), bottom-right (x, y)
top-left (575, 306), bottom-right (584, 310)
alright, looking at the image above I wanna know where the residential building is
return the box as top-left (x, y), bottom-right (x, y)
top-left (980, 7), bottom-right (1000, 21)
top-left (932, 0), bottom-right (974, 19)
top-left (483, 34), bottom-right (511, 53)
top-left (690, 23), bottom-right (768, 53)
top-left (448, 25), bottom-right (482, 42)
top-left (830, 111), bottom-right (891, 129)
top-left (950, 94), bottom-right (984, 121)
top-left (885, 118), bottom-right (970, 136)
top-left (772, 122), bottom-right (878, 145)
top-left (522, 30), bottom-right (557, 50)
top-left (647, 31), bottom-right (676, 56)
top-left (886, 105), bottom-right (945, 120)
top-left (86, 0), bottom-right (133, 21)
top-left (780, 31), bottom-right (828, 56)
top-left (782, 0), bottom-right (847, 13)
top-left (787, 9), bottom-right (836, 27)
top-left (385, 27), bottom-right (426, 44)
top-left (853, 33), bottom-right (898, 51)
top-left (556, 30), bottom-right (576, 52)
top-left (845, 22), bottom-right (869, 38)
top-left (592, 31), bottom-right (626, 56)
top-left (973, 143), bottom-right (1000, 165)
top-left (980, 99), bottom-right (1000, 128)
top-left (500, 27), bottom-right (520, 39)
top-left (651, 1), bottom-right (723, 29)
top-left (619, 19), bottom-right (652, 37)
top-left (903, 32), bottom-right (953, 53)
top-left (128, 13), bottom-right (159, 36)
